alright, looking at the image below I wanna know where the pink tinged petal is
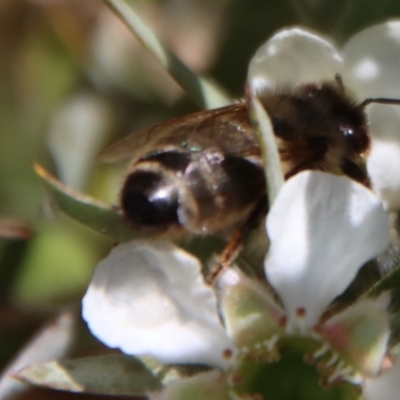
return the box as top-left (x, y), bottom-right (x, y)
top-left (82, 240), bottom-right (233, 368)
top-left (149, 370), bottom-right (230, 400)
top-left (264, 171), bottom-right (390, 329)
top-left (218, 269), bottom-right (285, 350)
top-left (364, 356), bottom-right (400, 400)
top-left (343, 21), bottom-right (400, 100)
top-left (318, 293), bottom-right (391, 377)
top-left (367, 104), bottom-right (400, 212)
top-left (248, 27), bottom-right (343, 92)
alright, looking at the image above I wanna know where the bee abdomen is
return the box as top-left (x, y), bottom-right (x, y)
top-left (121, 170), bottom-right (179, 229)
top-left (121, 151), bottom-right (190, 232)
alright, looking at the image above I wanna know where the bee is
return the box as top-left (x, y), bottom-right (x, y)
top-left (100, 76), bottom-right (398, 243)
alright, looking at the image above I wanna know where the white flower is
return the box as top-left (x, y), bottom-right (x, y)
top-left (82, 171), bottom-right (391, 396)
top-left (248, 21), bottom-right (400, 212)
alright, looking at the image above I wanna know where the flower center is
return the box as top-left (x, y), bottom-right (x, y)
top-left (230, 336), bottom-right (362, 400)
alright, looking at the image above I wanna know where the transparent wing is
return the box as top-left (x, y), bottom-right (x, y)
top-left (98, 103), bottom-right (253, 163)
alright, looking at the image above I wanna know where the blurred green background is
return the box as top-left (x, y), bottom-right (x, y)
top-left (1, 0), bottom-right (400, 398)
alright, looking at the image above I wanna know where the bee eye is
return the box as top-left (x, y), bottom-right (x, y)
top-left (121, 171), bottom-right (179, 229)
top-left (272, 117), bottom-right (293, 139)
top-left (340, 125), bottom-right (370, 154)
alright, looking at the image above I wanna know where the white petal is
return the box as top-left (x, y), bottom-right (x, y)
top-left (264, 171), bottom-right (390, 329)
top-left (364, 358), bottom-right (400, 400)
top-left (343, 21), bottom-right (400, 100)
top-left (82, 240), bottom-right (233, 368)
top-left (248, 27), bottom-right (343, 92)
top-left (367, 104), bottom-right (400, 211)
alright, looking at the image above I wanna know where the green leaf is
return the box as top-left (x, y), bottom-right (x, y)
top-left (0, 311), bottom-right (77, 400)
top-left (249, 94), bottom-right (284, 206)
top-left (16, 354), bottom-right (209, 396)
top-left (102, 0), bottom-right (232, 110)
top-left (34, 163), bottom-right (137, 242)
top-left (16, 355), bottom-right (161, 395)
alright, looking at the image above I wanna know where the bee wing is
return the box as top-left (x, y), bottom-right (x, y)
top-left (97, 125), bottom-right (160, 163)
top-left (98, 103), bottom-right (250, 163)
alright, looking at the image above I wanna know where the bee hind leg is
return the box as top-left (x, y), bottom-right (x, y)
top-left (206, 196), bottom-right (268, 284)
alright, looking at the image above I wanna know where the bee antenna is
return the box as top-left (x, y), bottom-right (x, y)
top-left (360, 97), bottom-right (400, 109)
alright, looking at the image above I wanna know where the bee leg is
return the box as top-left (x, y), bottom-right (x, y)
top-left (206, 196), bottom-right (268, 284)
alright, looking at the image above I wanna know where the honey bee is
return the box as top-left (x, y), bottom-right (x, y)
top-left (100, 76), bottom-right (398, 242)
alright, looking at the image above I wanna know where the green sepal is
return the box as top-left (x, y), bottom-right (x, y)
top-left (219, 271), bottom-right (284, 354)
top-left (318, 293), bottom-right (391, 377)
top-left (151, 370), bottom-right (231, 400)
